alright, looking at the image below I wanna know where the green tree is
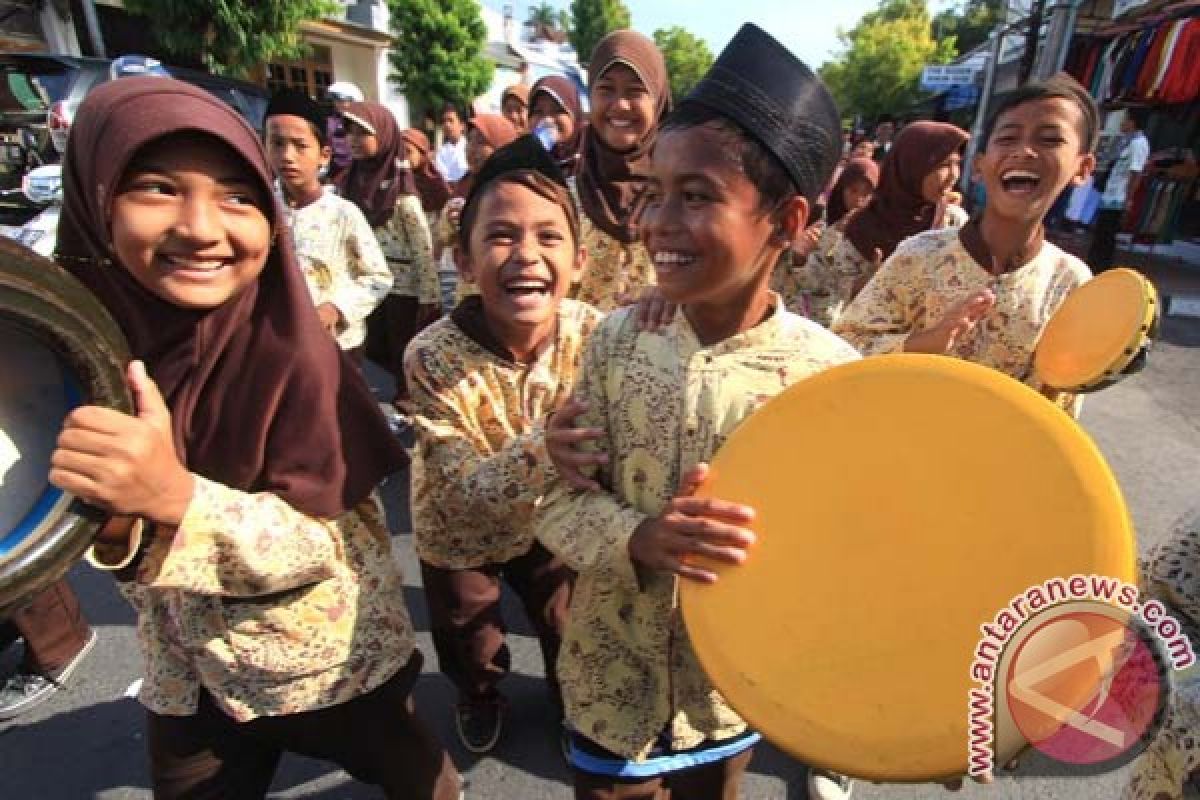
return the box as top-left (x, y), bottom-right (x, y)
top-left (569, 0), bottom-right (632, 64)
top-left (388, 0), bottom-right (494, 116)
top-left (527, 2), bottom-right (559, 29)
top-left (933, 0), bottom-right (1003, 54)
top-left (528, 2), bottom-right (570, 36)
top-left (818, 0), bottom-right (956, 121)
top-left (652, 27), bottom-right (713, 105)
top-left (122, 0), bottom-right (338, 77)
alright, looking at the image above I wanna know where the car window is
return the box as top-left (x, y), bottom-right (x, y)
top-left (238, 92), bottom-right (268, 131)
top-left (0, 66), bottom-right (72, 113)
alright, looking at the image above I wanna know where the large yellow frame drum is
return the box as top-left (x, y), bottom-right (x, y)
top-left (680, 354), bottom-right (1136, 781)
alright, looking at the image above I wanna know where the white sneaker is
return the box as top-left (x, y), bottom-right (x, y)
top-left (807, 769), bottom-right (853, 799)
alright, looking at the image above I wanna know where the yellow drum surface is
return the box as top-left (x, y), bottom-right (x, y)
top-left (1034, 268), bottom-right (1157, 392)
top-left (680, 354), bottom-right (1136, 781)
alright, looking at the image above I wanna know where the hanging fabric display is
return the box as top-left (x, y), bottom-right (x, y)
top-left (1065, 11), bottom-right (1200, 105)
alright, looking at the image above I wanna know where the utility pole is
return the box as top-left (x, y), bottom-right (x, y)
top-left (1018, 0), bottom-right (1046, 84)
top-left (1035, 0), bottom-right (1082, 79)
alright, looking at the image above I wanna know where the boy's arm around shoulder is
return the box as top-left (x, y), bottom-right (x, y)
top-left (832, 238), bottom-right (927, 355)
top-left (535, 311), bottom-right (645, 591)
top-left (404, 328), bottom-right (557, 531)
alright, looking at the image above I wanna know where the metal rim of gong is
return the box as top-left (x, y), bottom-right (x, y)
top-left (0, 237), bottom-right (131, 617)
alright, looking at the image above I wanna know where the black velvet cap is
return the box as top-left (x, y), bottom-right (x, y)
top-left (677, 23), bottom-right (841, 204)
top-left (461, 134), bottom-right (569, 220)
top-left (264, 88), bottom-right (328, 144)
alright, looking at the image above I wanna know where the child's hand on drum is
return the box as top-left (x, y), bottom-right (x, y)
top-left (49, 360), bottom-right (194, 527)
top-left (904, 289), bottom-right (995, 354)
top-left (628, 463), bottom-right (757, 584)
top-left (546, 397), bottom-right (607, 491)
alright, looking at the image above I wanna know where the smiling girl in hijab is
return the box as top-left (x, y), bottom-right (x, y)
top-left (50, 77), bottom-right (459, 799)
top-left (401, 127), bottom-right (452, 218)
top-left (571, 30), bottom-right (670, 312)
top-left (339, 101), bottom-right (439, 408)
top-left (805, 120), bottom-right (969, 326)
top-left (528, 75), bottom-right (584, 173)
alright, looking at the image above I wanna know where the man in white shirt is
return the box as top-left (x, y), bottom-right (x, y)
top-left (1088, 110), bottom-right (1150, 272)
top-left (434, 103), bottom-right (469, 186)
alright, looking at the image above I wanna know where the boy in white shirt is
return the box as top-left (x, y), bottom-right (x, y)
top-left (1087, 109), bottom-right (1150, 272)
top-left (263, 90), bottom-right (392, 360)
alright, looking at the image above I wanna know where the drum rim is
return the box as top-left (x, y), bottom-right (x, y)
top-left (0, 239), bottom-right (131, 617)
top-left (679, 354), bottom-right (1135, 781)
top-left (1035, 268), bottom-right (1159, 393)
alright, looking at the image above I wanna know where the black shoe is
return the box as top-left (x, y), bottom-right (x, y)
top-left (455, 694), bottom-right (504, 754)
top-left (0, 628), bottom-right (97, 720)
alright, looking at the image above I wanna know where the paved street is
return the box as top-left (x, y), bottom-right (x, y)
top-left (3, 308), bottom-right (1199, 800)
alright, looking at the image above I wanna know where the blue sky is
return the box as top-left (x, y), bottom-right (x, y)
top-left (497, 0), bottom-right (889, 69)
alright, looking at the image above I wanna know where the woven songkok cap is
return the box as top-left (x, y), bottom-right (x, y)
top-left (677, 23), bottom-right (842, 204)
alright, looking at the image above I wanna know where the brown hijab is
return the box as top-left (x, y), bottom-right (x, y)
top-left (452, 114), bottom-right (519, 200)
top-left (529, 75), bottom-right (584, 172)
top-left (337, 101), bottom-right (417, 227)
top-left (843, 121), bottom-right (969, 261)
top-left (501, 83), bottom-right (530, 112)
top-left (401, 127), bottom-right (451, 213)
top-left (576, 30), bottom-right (670, 243)
top-left (55, 77), bottom-right (405, 518)
top-left (826, 157), bottom-right (881, 226)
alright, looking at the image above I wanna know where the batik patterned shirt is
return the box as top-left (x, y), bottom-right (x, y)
top-left (375, 193), bottom-right (439, 304)
top-left (803, 207), bottom-right (970, 328)
top-left (406, 297), bottom-right (602, 568)
top-left (574, 218), bottom-right (656, 312)
top-left (91, 479), bottom-right (413, 722)
top-left (833, 227), bottom-right (1090, 417)
top-left (534, 299), bottom-right (859, 759)
top-left (283, 189), bottom-right (392, 349)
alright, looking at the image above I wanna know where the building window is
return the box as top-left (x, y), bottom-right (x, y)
top-left (265, 44), bottom-right (334, 99)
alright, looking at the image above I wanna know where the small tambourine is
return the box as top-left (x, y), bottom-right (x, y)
top-left (680, 355), bottom-right (1136, 781)
top-left (0, 238), bottom-right (132, 618)
top-left (1034, 268), bottom-right (1159, 393)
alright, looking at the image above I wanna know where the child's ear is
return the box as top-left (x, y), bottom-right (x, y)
top-left (453, 245), bottom-right (474, 282)
top-left (572, 242), bottom-right (588, 281)
top-left (1070, 152), bottom-right (1097, 187)
top-left (776, 195), bottom-right (810, 243)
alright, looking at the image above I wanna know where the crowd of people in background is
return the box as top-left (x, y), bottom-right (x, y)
top-left (2, 19), bottom-right (1197, 800)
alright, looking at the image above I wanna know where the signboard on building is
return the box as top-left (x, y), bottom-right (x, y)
top-left (920, 65), bottom-right (981, 91)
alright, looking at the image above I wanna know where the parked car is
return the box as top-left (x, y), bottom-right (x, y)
top-left (0, 53), bottom-right (269, 227)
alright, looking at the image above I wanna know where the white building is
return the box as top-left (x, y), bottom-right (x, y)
top-left (475, 1), bottom-right (587, 115)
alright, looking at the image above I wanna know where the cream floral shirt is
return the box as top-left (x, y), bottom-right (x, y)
top-left (802, 225), bottom-right (874, 327)
top-left (803, 207), bottom-right (970, 328)
top-left (574, 217), bottom-right (656, 312)
top-left (374, 193), bottom-right (439, 304)
top-left (283, 189), bottom-right (392, 350)
top-left (534, 299), bottom-right (859, 759)
top-left (833, 227), bottom-right (1090, 417)
top-left (406, 298), bottom-right (602, 569)
top-left (93, 478), bottom-right (414, 722)
top-left (1124, 511), bottom-right (1200, 799)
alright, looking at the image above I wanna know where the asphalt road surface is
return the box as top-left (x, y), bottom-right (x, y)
top-left (3, 313), bottom-right (1198, 799)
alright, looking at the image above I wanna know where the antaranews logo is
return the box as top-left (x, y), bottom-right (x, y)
top-left (966, 574), bottom-right (1195, 776)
